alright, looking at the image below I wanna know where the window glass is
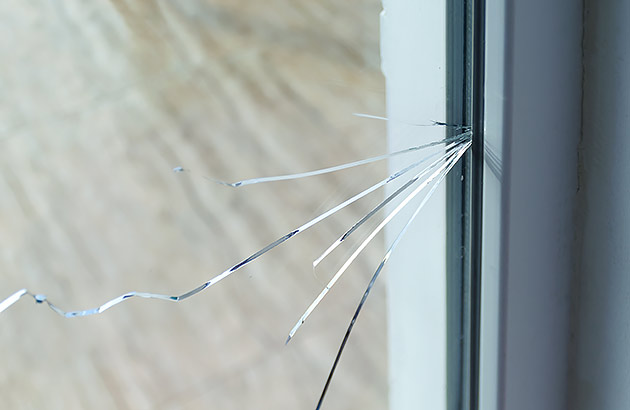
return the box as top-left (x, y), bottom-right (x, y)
top-left (0, 2), bottom-right (387, 408)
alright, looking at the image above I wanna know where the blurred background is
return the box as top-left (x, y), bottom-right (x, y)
top-left (0, 1), bottom-right (388, 409)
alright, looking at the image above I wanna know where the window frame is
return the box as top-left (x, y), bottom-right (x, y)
top-left (479, 1), bottom-right (582, 409)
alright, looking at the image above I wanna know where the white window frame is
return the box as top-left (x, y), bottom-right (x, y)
top-left (480, 1), bottom-right (582, 409)
top-left (382, 1), bottom-right (449, 409)
top-left (385, 0), bottom-right (585, 409)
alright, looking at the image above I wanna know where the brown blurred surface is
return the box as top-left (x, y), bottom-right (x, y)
top-left (0, 1), bottom-right (387, 409)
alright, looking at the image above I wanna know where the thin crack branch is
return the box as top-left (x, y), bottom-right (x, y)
top-left (287, 140), bottom-right (471, 342)
top-left (0, 138), bottom-right (469, 317)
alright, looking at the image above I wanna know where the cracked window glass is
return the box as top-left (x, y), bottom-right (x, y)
top-left (0, 1), bottom-right (475, 409)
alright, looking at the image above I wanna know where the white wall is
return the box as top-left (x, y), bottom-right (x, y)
top-left (570, 0), bottom-right (630, 408)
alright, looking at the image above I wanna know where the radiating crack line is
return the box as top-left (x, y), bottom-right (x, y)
top-left (352, 113), bottom-right (472, 131)
top-left (214, 132), bottom-right (470, 187)
top-left (312, 140), bottom-right (463, 268)
top-left (314, 139), bottom-right (471, 409)
top-left (287, 140), bottom-right (472, 342)
top-left (0, 138), bottom-right (468, 318)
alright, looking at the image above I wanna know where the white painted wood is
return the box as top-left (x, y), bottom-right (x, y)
top-left (382, 1), bottom-right (448, 408)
